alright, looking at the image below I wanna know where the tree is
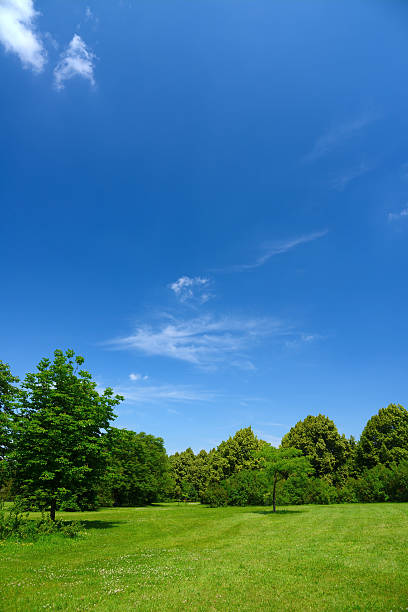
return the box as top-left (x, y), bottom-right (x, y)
top-left (12, 349), bottom-right (122, 519)
top-left (215, 427), bottom-right (263, 479)
top-left (281, 414), bottom-right (350, 481)
top-left (101, 428), bottom-right (168, 506)
top-left (356, 404), bottom-right (408, 470)
top-left (256, 446), bottom-right (311, 512)
top-left (0, 361), bottom-right (20, 492)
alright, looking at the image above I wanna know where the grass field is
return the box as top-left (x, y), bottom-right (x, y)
top-left (0, 503), bottom-right (407, 611)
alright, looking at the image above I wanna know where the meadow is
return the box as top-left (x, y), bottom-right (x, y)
top-left (0, 503), bottom-right (407, 611)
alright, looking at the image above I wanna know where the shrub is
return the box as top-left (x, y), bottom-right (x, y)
top-left (201, 483), bottom-right (228, 507)
top-left (353, 465), bottom-right (390, 502)
top-left (0, 502), bottom-right (84, 541)
top-left (304, 478), bottom-right (338, 504)
top-left (224, 470), bottom-right (267, 506)
top-left (386, 461), bottom-right (408, 502)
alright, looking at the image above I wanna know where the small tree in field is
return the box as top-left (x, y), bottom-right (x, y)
top-left (256, 446), bottom-right (311, 512)
top-left (12, 349), bottom-right (123, 520)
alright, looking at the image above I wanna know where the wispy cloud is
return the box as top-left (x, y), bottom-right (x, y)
top-left (304, 115), bottom-right (377, 163)
top-left (129, 373), bottom-right (149, 381)
top-left (218, 230), bottom-right (328, 272)
top-left (0, 0), bottom-right (46, 71)
top-left (107, 314), bottom-right (286, 369)
top-left (54, 34), bottom-right (95, 90)
top-left (169, 276), bottom-right (213, 304)
top-left (117, 383), bottom-right (217, 404)
top-left (331, 161), bottom-right (373, 191)
top-left (388, 207), bottom-right (408, 222)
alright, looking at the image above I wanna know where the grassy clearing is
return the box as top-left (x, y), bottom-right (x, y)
top-left (0, 503), bottom-right (407, 611)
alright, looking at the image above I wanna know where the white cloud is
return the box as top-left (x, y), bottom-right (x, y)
top-left (304, 115), bottom-right (377, 163)
top-left (331, 161), bottom-right (373, 191)
top-left (388, 208), bottom-right (408, 222)
top-left (219, 230), bottom-right (328, 272)
top-left (169, 276), bottom-right (212, 304)
top-left (54, 34), bottom-right (95, 90)
top-left (108, 314), bottom-right (285, 369)
top-left (129, 373), bottom-right (148, 381)
top-left (0, 0), bottom-right (46, 71)
top-left (118, 383), bottom-right (217, 404)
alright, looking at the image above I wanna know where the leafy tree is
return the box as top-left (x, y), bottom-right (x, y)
top-left (12, 349), bottom-right (122, 519)
top-left (256, 446), bottom-right (311, 512)
top-left (169, 448), bottom-right (200, 500)
top-left (223, 469), bottom-right (268, 506)
top-left (101, 428), bottom-right (168, 506)
top-left (0, 361), bottom-right (19, 460)
top-left (0, 361), bottom-right (20, 493)
top-left (215, 427), bottom-right (263, 479)
top-left (281, 414), bottom-right (350, 481)
top-left (356, 404), bottom-right (408, 470)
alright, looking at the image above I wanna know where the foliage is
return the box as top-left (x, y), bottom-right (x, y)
top-left (303, 478), bottom-right (338, 505)
top-left (256, 445), bottom-right (312, 511)
top-left (11, 349), bottom-right (123, 519)
top-left (223, 469), bottom-right (268, 506)
top-left (281, 414), bottom-right (351, 481)
top-left (215, 426), bottom-right (263, 479)
top-left (200, 482), bottom-right (228, 507)
top-left (168, 427), bottom-right (263, 502)
top-left (100, 428), bottom-right (168, 506)
top-left (356, 404), bottom-right (408, 470)
top-left (0, 361), bottom-right (20, 489)
top-left (0, 501), bottom-right (83, 541)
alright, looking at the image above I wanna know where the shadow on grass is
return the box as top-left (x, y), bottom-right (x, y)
top-left (81, 520), bottom-right (123, 530)
top-left (251, 508), bottom-right (308, 516)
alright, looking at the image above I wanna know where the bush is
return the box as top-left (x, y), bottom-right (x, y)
top-left (386, 461), bottom-right (408, 502)
top-left (353, 465), bottom-right (390, 503)
top-left (201, 483), bottom-right (228, 507)
top-left (304, 478), bottom-right (338, 504)
top-left (223, 470), bottom-right (267, 506)
top-left (277, 473), bottom-right (309, 505)
top-left (336, 479), bottom-right (359, 503)
top-left (0, 502), bottom-right (84, 541)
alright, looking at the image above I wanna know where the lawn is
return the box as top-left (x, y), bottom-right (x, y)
top-left (0, 502), bottom-right (407, 611)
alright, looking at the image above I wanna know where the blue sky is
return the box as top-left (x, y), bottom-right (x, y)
top-left (1, 0), bottom-right (408, 453)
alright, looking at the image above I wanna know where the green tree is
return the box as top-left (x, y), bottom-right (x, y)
top-left (356, 404), bottom-right (408, 470)
top-left (0, 361), bottom-right (20, 493)
top-left (169, 448), bottom-right (198, 500)
top-left (101, 428), bottom-right (168, 506)
top-left (281, 414), bottom-right (350, 481)
top-left (12, 349), bottom-right (122, 519)
top-left (257, 446), bottom-right (311, 512)
top-left (216, 426), bottom-right (263, 479)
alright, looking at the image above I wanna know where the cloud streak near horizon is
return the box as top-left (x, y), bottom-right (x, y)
top-left (106, 314), bottom-right (286, 369)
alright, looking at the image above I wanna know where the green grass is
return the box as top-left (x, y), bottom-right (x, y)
top-left (1, 503), bottom-right (408, 611)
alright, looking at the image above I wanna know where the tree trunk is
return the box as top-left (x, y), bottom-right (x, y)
top-left (272, 474), bottom-right (277, 513)
top-left (50, 498), bottom-right (56, 521)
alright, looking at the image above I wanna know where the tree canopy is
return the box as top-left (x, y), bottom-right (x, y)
top-left (356, 404), bottom-right (408, 469)
top-left (11, 349), bottom-right (123, 519)
top-left (256, 446), bottom-right (312, 512)
top-left (281, 414), bottom-right (350, 481)
top-left (101, 428), bottom-right (168, 506)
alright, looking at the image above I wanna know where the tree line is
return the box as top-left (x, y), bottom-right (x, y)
top-left (1, 350), bottom-right (408, 520)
